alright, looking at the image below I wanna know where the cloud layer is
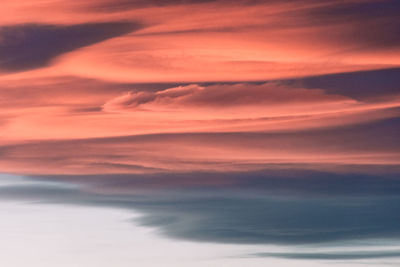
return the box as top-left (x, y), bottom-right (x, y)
top-left (0, 22), bottom-right (141, 72)
top-left (0, 1), bottom-right (399, 262)
top-left (2, 172), bottom-right (400, 248)
top-left (1, 0), bottom-right (399, 82)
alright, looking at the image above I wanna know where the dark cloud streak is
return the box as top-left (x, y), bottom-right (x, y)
top-left (0, 22), bottom-right (143, 72)
top-left (301, 67), bottom-right (400, 100)
top-left (256, 250), bottom-right (400, 260)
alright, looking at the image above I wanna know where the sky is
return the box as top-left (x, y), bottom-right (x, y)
top-left (0, 0), bottom-right (399, 266)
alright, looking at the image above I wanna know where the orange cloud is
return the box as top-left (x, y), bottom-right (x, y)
top-left (0, 119), bottom-right (399, 175)
top-left (0, 80), bottom-right (399, 141)
top-left (1, 0), bottom-right (398, 82)
top-left (102, 83), bottom-right (357, 119)
top-left (0, 0), bottom-right (399, 176)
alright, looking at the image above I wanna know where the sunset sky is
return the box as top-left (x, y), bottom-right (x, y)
top-left (0, 0), bottom-right (399, 266)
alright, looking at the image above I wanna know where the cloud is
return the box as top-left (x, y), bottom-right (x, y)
top-left (0, 22), bottom-right (142, 72)
top-left (92, 0), bottom-right (220, 11)
top-left (305, 0), bottom-right (400, 50)
top-left (0, 1), bottom-right (398, 262)
top-left (256, 250), bottom-right (400, 260)
top-left (2, 0), bottom-right (398, 82)
top-left (35, 168), bottom-right (400, 195)
top-left (133, 194), bottom-right (400, 245)
top-left (104, 83), bottom-right (348, 107)
top-left (2, 172), bottom-right (400, 247)
top-left (301, 67), bottom-right (400, 100)
top-left (102, 83), bottom-right (357, 118)
top-left (0, 72), bottom-right (399, 151)
top-left (98, 82), bottom-right (399, 135)
top-left (0, 117), bottom-right (399, 175)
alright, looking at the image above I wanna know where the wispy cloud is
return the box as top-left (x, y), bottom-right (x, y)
top-left (0, 22), bottom-right (142, 72)
top-left (1, 0), bottom-right (398, 82)
top-left (0, 2), bottom-right (399, 264)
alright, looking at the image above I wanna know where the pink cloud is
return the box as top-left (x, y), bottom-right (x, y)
top-left (0, 80), bottom-right (399, 141)
top-left (1, 0), bottom-right (398, 82)
top-left (103, 83), bottom-right (358, 119)
top-left (0, 0), bottom-right (399, 177)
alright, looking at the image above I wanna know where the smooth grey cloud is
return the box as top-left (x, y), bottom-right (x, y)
top-left (2, 171), bottom-right (400, 248)
top-left (256, 250), bottom-right (400, 260)
top-left (0, 22), bottom-right (142, 72)
top-left (37, 167), bottom-right (400, 196)
top-left (132, 193), bottom-right (400, 245)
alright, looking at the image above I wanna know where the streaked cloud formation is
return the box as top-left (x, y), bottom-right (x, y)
top-left (0, 0), bottom-right (399, 190)
top-left (1, 117), bottom-right (400, 175)
top-left (1, 0), bottom-right (399, 81)
top-left (0, 0), bottom-right (399, 265)
top-left (0, 71), bottom-right (399, 174)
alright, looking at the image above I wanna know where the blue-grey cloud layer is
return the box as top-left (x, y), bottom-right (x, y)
top-left (2, 170), bottom-right (400, 251)
top-left (256, 250), bottom-right (400, 260)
